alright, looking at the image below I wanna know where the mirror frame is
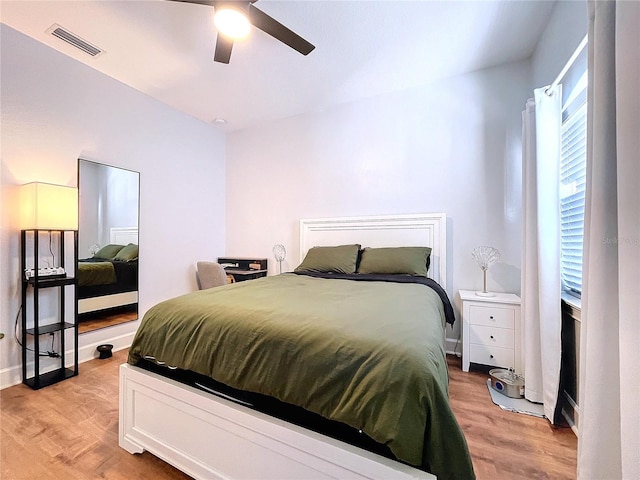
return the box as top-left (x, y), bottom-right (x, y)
top-left (77, 158), bottom-right (140, 333)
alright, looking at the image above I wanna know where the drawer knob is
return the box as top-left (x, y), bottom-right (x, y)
top-left (490, 354), bottom-right (494, 359)
top-left (490, 316), bottom-right (494, 320)
top-left (490, 335), bottom-right (494, 339)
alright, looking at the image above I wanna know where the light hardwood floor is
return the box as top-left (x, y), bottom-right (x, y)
top-left (78, 310), bottom-right (138, 334)
top-left (1, 350), bottom-right (576, 480)
top-left (447, 355), bottom-right (577, 479)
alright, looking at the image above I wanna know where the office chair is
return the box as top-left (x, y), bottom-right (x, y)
top-left (196, 261), bottom-right (228, 290)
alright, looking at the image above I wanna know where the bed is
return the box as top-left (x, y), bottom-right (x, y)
top-left (119, 214), bottom-right (475, 480)
top-left (78, 227), bottom-right (139, 315)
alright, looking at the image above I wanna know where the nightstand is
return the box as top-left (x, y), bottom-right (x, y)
top-left (459, 290), bottom-right (521, 373)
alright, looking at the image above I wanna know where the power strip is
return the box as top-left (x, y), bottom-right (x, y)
top-left (24, 267), bottom-right (66, 280)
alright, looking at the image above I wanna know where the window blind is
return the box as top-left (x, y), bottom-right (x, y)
top-left (560, 101), bottom-right (587, 295)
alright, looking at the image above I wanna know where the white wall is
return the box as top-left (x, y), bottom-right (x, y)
top-left (0, 25), bottom-right (226, 387)
top-left (532, 0), bottom-right (588, 87)
top-left (78, 160), bottom-right (139, 256)
top-left (226, 59), bottom-right (531, 342)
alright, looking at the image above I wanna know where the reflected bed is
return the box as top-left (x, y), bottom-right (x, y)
top-left (77, 228), bottom-right (138, 317)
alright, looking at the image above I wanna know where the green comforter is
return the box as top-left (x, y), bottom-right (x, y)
top-left (77, 261), bottom-right (117, 287)
top-left (128, 273), bottom-right (475, 479)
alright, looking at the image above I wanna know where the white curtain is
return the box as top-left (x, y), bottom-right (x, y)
top-left (521, 85), bottom-right (563, 422)
top-left (578, 1), bottom-right (640, 479)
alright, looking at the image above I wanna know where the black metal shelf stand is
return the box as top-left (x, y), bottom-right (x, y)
top-left (20, 229), bottom-right (79, 389)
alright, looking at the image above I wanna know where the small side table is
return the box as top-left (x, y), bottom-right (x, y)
top-left (459, 290), bottom-right (521, 373)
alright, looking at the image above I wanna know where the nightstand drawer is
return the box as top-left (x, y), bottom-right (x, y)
top-left (469, 344), bottom-right (514, 369)
top-left (469, 324), bottom-right (514, 349)
top-left (468, 305), bottom-right (514, 329)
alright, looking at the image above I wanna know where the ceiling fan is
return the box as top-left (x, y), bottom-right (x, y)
top-left (168, 0), bottom-right (315, 64)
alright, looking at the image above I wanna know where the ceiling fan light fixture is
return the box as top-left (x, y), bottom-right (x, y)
top-left (214, 7), bottom-right (251, 39)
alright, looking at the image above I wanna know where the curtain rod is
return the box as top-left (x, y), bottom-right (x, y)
top-left (546, 34), bottom-right (588, 95)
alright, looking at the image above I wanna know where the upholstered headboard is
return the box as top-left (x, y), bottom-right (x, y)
top-left (299, 213), bottom-right (446, 289)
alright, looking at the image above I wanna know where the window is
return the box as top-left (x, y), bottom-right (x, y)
top-left (560, 71), bottom-right (587, 297)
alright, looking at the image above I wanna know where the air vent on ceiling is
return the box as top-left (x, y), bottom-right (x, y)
top-left (46, 24), bottom-right (105, 58)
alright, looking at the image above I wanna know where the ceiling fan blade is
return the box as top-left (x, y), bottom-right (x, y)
top-left (214, 33), bottom-right (234, 63)
top-left (165, 0), bottom-right (217, 6)
top-left (248, 4), bottom-right (315, 56)
top-left (166, 0), bottom-right (217, 6)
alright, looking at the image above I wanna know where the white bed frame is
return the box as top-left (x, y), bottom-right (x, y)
top-left (78, 227), bottom-right (139, 314)
top-left (120, 214), bottom-right (446, 480)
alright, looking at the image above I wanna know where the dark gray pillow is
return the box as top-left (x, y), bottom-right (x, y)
top-left (357, 246), bottom-right (432, 276)
top-left (94, 244), bottom-right (125, 260)
top-left (294, 244), bottom-right (361, 274)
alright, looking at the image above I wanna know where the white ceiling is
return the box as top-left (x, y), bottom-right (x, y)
top-left (1, 0), bottom-right (556, 132)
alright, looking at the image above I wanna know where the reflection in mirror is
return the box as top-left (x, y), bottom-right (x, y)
top-left (77, 159), bottom-right (139, 333)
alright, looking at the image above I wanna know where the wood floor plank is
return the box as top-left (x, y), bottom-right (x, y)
top-left (447, 355), bottom-right (577, 479)
top-left (78, 310), bottom-right (137, 334)
top-left (0, 349), bottom-right (191, 480)
top-left (1, 350), bottom-right (577, 479)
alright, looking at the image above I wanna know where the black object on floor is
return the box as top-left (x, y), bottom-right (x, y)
top-left (97, 344), bottom-right (113, 359)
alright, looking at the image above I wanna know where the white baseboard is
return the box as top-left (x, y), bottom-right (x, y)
top-left (561, 408), bottom-right (579, 437)
top-left (445, 337), bottom-right (461, 357)
top-left (0, 330), bottom-right (136, 390)
top-left (561, 390), bottom-right (579, 436)
top-left (77, 330), bottom-right (136, 362)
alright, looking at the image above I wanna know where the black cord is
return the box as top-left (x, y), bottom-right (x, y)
top-left (451, 325), bottom-right (462, 358)
top-left (13, 304), bottom-right (23, 347)
top-left (48, 231), bottom-right (56, 267)
top-left (14, 304), bottom-right (60, 358)
top-left (49, 332), bottom-right (57, 357)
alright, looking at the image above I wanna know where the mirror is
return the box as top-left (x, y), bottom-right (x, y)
top-left (77, 159), bottom-right (139, 333)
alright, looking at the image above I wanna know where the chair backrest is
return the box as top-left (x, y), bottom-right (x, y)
top-left (196, 261), bottom-right (228, 290)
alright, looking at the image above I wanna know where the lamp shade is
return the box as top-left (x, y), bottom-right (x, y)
top-left (20, 182), bottom-right (78, 230)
